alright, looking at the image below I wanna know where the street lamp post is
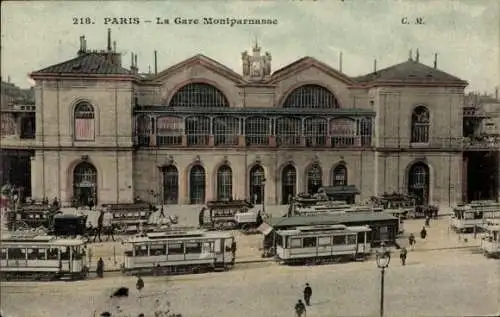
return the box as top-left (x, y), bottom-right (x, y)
top-left (261, 178), bottom-right (266, 217)
top-left (376, 244), bottom-right (391, 317)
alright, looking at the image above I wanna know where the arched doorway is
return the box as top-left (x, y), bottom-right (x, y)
top-left (163, 165), bottom-right (179, 204)
top-left (189, 165), bottom-right (206, 204)
top-left (282, 165), bottom-right (296, 204)
top-left (306, 164), bottom-right (322, 194)
top-left (216, 165), bottom-right (232, 200)
top-left (408, 162), bottom-right (430, 205)
top-left (331, 164), bottom-right (348, 186)
top-left (249, 165), bottom-right (265, 204)
top-left (73, 162), bottom-right (97, 206)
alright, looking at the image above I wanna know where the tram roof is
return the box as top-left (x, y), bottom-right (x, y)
top-left (268, 212), bottom-right (398, 229)
top-left (125, 230), bottom-right (233, 243)
top-left (0, 234), bottom-right (85, 245)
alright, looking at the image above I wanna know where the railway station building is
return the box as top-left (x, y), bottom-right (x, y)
top-left (1, 30), bottom-right (499, 207)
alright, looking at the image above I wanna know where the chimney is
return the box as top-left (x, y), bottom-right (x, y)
top-left (408, 49), bottom-right (413, 61)
top-left (495, 87), bottom-right (498, 100)
top-left (415, 48), bottom-right (420, 62)
top-left (339, 52), bottom-right (343, 72)
top-left (107, 28), bottom-right (112, 52)
top-left (113, 41), bottom-right (116, 53)
top-left (130, 52), bottom-right (138, 73)
top-left (154, 50), bottom-right (158, 75)
top-left (373, 59), bottom-right (377, 73)
top-left (433, 53), bottom-right (438, 69)
top-left (78, 35), bottom-right (85, 55)
top-left (134, 54), bottom-right (138, 71)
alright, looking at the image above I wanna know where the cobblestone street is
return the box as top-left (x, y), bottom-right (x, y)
top-left (1, 247), bottom-right (498, 317)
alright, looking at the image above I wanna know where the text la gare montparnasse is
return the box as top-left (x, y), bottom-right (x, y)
top-left (102, 16), bottom-right (278, 26)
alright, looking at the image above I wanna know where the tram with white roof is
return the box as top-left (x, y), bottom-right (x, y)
top-left (450, 201), bottom-right (500, 232)
top-left (480, 220), bottom-right (500, 258)
top-left (274, 224), bottom-right (372, 265)
top-left (121, 229), bottom-right (236, 275)
top-left (0, 232), bottom-right (88, 280)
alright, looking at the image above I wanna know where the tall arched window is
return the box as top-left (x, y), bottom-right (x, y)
top-left (408, 162), bottom-right (430, 205)
top-left (306, 164), bottom-right (322, 194)
top-left (411, 106), bottom-right (430, 143)
top-left (189, 165), bottom-right (206, 204)
top-left (216, 165), bottom-right (233, 200)
top-left (304, 117), bottom-right (327, 147)
top-left (329, 118), bottom-right (356, 148)
top-left (282, 84), bottom-right (340, 108)
top-left (74, 102), bottom-right (95, 141)
top-left (359, 117), bottom-right (373, 146)
top-left (156, 116), bottom-right (184, 146)
top-left (185, 116), bottom-right (210, 146)
top-left (135, 115), bottom-right (151, 146)
top-left (249, 165), bottom-right (265, 204)
top-left (168, 83), bottom-right (230, 107)
top-left (245, 117), bottom-right (269, 146)
top-left (331, 164), bottom-right (348, 186)
top-left (163, 165), bottom-right (179, 204)
top-left (282, 165), bottom-right (297, 204)
top-left (276, 117), bottom-right (301, 146)
top-left (213, 116), bottom-right (239, 146)
top-left (73, 162), bottom-right (97, 206)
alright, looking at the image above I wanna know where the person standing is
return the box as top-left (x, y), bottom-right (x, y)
top-left (400, 247), bottom-right (407, 266)
top-left (303, 283), bottom-right (312, 306)
top-left (408, 233), bottom-right (416, 250)
top-left (94, 210), bottom-right (104, 242)
top-left (96, 257), bottom-right (104, 278)
top-left (294, 299), bottom-right (306, 317)
top-left (420, 226), bottom-right (427, 239)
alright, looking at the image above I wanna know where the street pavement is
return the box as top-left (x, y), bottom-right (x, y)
top-left (1, 248), bottom-right (498, 317)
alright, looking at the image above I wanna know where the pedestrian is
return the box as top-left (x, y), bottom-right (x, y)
top-left (425, 215), bottom-right (430, 227)
top-left (159, 205), bottom-right (166, 218)
top-left (420, 226), bottom-right (427, 239)
top-left (88, 196), bottom-right (94, 210)
top-left (408, 233), bottom-right (416, 249)
top-left (88, 246), bottom-right (93, 266)
top-left (400, 247), bottom-right (407, 266)
top-left (103, 210), bottom-right (115, 242)
top-left (295, 299), bottom-right (306, 317)
top-left (136, 275), bottom-right (144, 292)
top-left (303, 283), bottom-right (312, 306)
top-left (96, 257), bottom-right (104, 278)
top-left (94, 210), bottom-right (104, 242)
top-left (198, 207), bottom-right (205, 228)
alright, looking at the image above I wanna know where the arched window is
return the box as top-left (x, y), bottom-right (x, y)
top-left (74, 102), bottom-right (95, 141)
top-left (249, 165), bottom-right (265, 204)
top-left (329, 118), bottom-right (356, 148)
top-left (411, 106), bottom-right (430, 143)
top-left (156, 116), bottom-right (184, 146)
top-left (331, 164), bottom-right (348, 186)
top-left (168, 83), bottom-right (229, 107)
top-left (408, 162), bottom-right (430, 205)
top-left (163, 165), bottom-right (178, 204)
top-left (282, 84), bottom-right (340, 108)
top-left (304, 117), bottom-right (327, 147)
top-left (135, 115), bottom-right (151, 146)
top-left (281, 165), bottom-right (297, 204)
top-left (245, 117), bottom-right (269, 146)
top-left (276, 117), bottom-right (301, 146)
top-left (213, 116), bottom-right (239, 146)
top-left (189, 165), bottom-right (206, 204)
top-left (185, 116), bottom-right (210, 146)
top-left (306, 164), bottom-right (322, 194)
top-left (73, 162), bottom-right (97, 206)
top-left (216, 165), bottom-right (233, 200)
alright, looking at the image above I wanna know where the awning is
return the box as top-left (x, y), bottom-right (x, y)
top-left (257, 223), bottom-right (273, 235)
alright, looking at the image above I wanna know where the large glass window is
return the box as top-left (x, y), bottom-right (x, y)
top-left (249, 165), bottom-right (265, 204)
top-left (306, 164), bottom-right (322, 194)
top-left (304, 117), bottom-right (327, 147)
top-left (282, 84), bottom-right (340, 108)
top-left (245, 117), bottom-right (269, 146)
top-left (74, 102), bottom-right (95, 141)
top-left (156, 116), bottom-right (184, 146)
top-left (163, 165), bottom-right (179, 204)
top-left (189, 165), bottom-right (206, 204)
top-left (168, 83), bottom-right (229, 107)
top-left (276, 117), bottom-right (301, 146)
top-left (186, 116), bottom-right (210, 146)
top-left (411, 106), bottom-right (430, 143)
top-left (216, 165), bottom-right (233, 200)
top-left (213, 116), bottom-right (239, 146)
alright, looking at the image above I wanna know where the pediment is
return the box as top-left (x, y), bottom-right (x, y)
top-left (269, 57), bottom-right (355, 85)
top-left (148, 54), bottom-right (244, 84)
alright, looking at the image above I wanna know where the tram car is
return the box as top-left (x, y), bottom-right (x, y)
top-left (480, 220), bottom-right (500, 258)
top-left (370, 193), bottom-right (416, 218)
top-left (274, 224), bottom-right (372, 265)
top-left (5, 204), bottom-right (61, 231)
top-left (0, 232), bottom-right (88, 280)
top-left (121, 229), bottom-right (236, 275)
top-left (103, 203), bottom-right (155, 234)
top-left (450, 201), bottom-right (500, 232)
top-left (199, 200), bottom-right (253, 230)
top-left (289, 201), bottom-right (351, 217)
top-left (234, 205), bottom-right (265, 232)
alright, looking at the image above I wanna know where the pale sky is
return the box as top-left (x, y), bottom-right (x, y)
top-left (1, 0), bottom-right (499, 93)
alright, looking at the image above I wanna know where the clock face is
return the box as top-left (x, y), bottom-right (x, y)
top-left (252, 61), bottom-right (260, 70)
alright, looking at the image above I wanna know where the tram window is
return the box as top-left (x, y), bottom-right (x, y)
top-left (167, 243), bottom-right (184, 255)
top-left (47, 248), bottom-right (59, 260)
top-left (28, 248), bottom-right (46, 260)
top-left (473, 212), bottom-right (483, 220)
top-left (8, 248), bottom-right (26, 260)
top-left (347, 235), bottom-right (357, 245)
top-left (0, 249), bottom-right (6, 260)
top-left (60, 247), bottom-right (70, 260)
top-left (318, 236), bottom-right (331, 246)
top-left (290, 238), bottom-right (302, 248)
top-left (276, 235), bottom-right (283, 247)
top-left (72, 246), bottom-right (83, 260)
top-left (332, 235), bottom-right (346, 245)
top-left (185, 242), bottom-right (202, 253)
top-left (150, 244), bottom-right (166, 256)
top-left (134, 245), bottom-right (149, 257)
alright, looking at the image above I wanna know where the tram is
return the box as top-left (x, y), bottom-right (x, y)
top-left (0, 232), bottom-right (88, 280)
top-left (450, 201), bottom-right (500, 232)
top-left (274, 224), bottom-right (372, 265)
top-left (121, 229), bottom-right (236, 275)
top-left (200, 200), bottom-right (253, 230)
top-left (480, 220), bottom-right (500, 258)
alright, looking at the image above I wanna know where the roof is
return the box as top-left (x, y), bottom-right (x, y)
top-left (321, 185), bottom-right (360, 195)
top-left (269, 212), bottom-right (398, 228)
top-left (31, 52), bottom-right (132, 76)
top-left (353, 60), bottom-right (467, 86)
top-left (206, 200), bottom-right (254, 208)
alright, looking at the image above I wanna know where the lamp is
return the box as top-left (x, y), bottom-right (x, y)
top-left (375, 244), bottom-right (391, 317)
top-left (261, 178), bottom-right (267, 216)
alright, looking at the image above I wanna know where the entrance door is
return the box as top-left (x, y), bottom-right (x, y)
top-left (408, 162), bottom-right (430, 205)
top-left (281, 165), bottom-right (296, 204)
top-left (73, 162), bottom-right (97, 205)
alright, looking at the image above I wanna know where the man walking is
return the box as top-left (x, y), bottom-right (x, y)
top-left (294, 299), bottom-right (306, 317)
top-left (408, 233), bottom-right (416, 250)
top-left (93, 210), bottom-right (104, 242)
top-left (400, 247), bottom-right (407, 266)
top-left (303, 283), bottom-right (312, 306)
